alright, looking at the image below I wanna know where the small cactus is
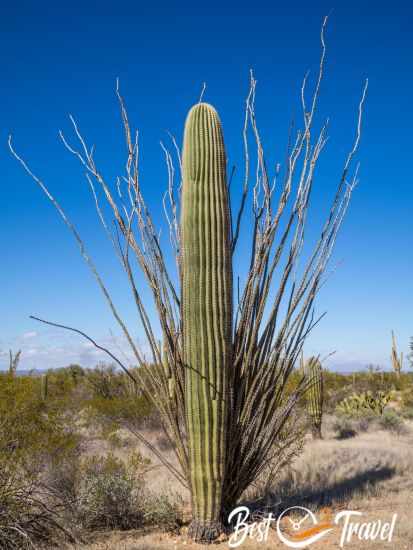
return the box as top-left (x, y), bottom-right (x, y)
top-left (304, 357), bottom-right (324, 439)
top-left (8, 349), bottom-right (21, 376)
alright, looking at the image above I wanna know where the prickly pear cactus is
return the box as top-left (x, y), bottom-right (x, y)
top-left (336, 390), bottom-right (391, 417)
top-left (181, 103), bottom-right (232, 542)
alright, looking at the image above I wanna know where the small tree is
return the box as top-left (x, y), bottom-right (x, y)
top-left (10, 17), bottom-right (367, 542)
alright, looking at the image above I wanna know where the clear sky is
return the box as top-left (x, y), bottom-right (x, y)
top-left (1, 3), bottom-right (412, 372)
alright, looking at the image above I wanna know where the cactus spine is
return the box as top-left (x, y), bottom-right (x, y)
top-left (181, 103), bottom-right (232, 542)
top-left (305, 357), bottom-right (324, 439)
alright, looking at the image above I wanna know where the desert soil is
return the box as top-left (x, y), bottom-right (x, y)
top-left (65, 420), bottom-right (413, 550)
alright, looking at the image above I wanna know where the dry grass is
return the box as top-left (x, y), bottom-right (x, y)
top-left (61, 418), bottom-right (413, 549)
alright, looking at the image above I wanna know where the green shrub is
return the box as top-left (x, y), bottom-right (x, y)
top-left (141, 492), bottom-right (183, 532)
top-left (401, 406), bottom-right (413, 420)
top-left (83, 365), bottom-right (160, 441)
top-left (401, 389), bottom-right (413, 409)
top-left (75, 451), bottom-right (181, 532)
top-left (376, 410), bottom-right (406, 435)
top-left (332, 416), bottom-right (358, 439)
top-left (0, 373), bottom-right (80, 548)
top-left (76, 452), bottom-right (151, 530)
top-left (0, 373), bottom-right (79, 461)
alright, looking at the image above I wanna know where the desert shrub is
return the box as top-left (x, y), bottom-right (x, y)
top-left (141, 492), bottom-right (183, 532)
top-left (354, 414), bottom-right (376, 432)
top-left (324, 384), bottom-right (353, 413)
top-left (0, 455), bottom-right (74, 549)
top-left (332, 416), bottom-right (358, 439)
top-left (83, 364), bottom-right (161, 444)
top-left (106, 430), bottom-right (124, 449)
top-left (0, 373), bottom-right (80, 548)
top-left (156, 433), bottom-right (175, 451)
top-left (76, 452), bottom-right (152, 530)
top-left (86, 363), bottom-right (126, 399)
top-left (332, 411), bottom-right (376, 438)
top-left (350, 369), bottom-right (389, 394)
top-left (376, 410), bottom-right (406, 435)
top-left (323, 371), bottom-right (350, 394)
top-left (45, 447), bottom-right (82, 516)
top-left (74, 450), bottom-right (182, 532)
top-left (401, 406), bottom-right (413, 420)
top-left (86, 393), bottom-right (156, 433)
top-left (0, 372), bottom-right (79, 462)
top-left (390, 372), bottom-right (413, 392)
top-left (400, 389), bottom-right (413, 409)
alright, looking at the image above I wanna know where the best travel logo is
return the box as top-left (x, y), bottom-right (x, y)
top-left (228, 505), bottom-right (398, 548)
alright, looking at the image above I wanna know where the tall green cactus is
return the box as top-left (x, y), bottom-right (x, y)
top-left (304, 357), bottom-right (324, 439)
top-left (8, 349), bottom-right (21, 377)
top-left (391, 330), bottom-right (403, 379)
top-left (181, 103), bottom-right (232, 542)
top-left (41, 373), bottom-right (48, 401)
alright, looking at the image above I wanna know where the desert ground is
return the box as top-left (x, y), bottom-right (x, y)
top-left (3, 367), bottom-right (413, 550)
top-left (63, 416), bottom-right (413, 550)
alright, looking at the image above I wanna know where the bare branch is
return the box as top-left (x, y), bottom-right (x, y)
top-left (29, 315), bottom-right (138, 385)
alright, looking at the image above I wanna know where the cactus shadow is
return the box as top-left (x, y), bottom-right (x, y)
top-left (244, 465), bottom-right (396, 516)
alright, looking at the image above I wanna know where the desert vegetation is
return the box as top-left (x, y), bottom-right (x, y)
top-left (2, 12), bottom-right (411, 550)
top-left (1, 364), bottom-right (413, 548)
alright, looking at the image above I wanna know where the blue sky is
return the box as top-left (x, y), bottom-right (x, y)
top-left (1, 3), bottom-right (412, 372)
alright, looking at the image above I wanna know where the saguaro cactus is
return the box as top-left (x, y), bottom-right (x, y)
top-left (305, 357), bottom-right (324, 439)
top-left (41, 373), bottom-right (48, 401)
top-left (8, 349), bottom-right (21, 376)
top-left (391, 330), bottom-right (403, 379)
top-left (181, 103), bottom-right (232, 542)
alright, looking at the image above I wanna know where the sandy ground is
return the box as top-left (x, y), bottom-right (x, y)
top-left (65, 491), bottom-right (413, 549)
top-left (63, 418), bottom-right (413, 550)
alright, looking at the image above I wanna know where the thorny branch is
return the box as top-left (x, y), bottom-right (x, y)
top-left (9, 15), bottom-right (367, 498)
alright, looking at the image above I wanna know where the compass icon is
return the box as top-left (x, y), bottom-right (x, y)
top-left (287, 508), bottom-right (311, 531)
top-left (276, 506), bottom-right (334, 549)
